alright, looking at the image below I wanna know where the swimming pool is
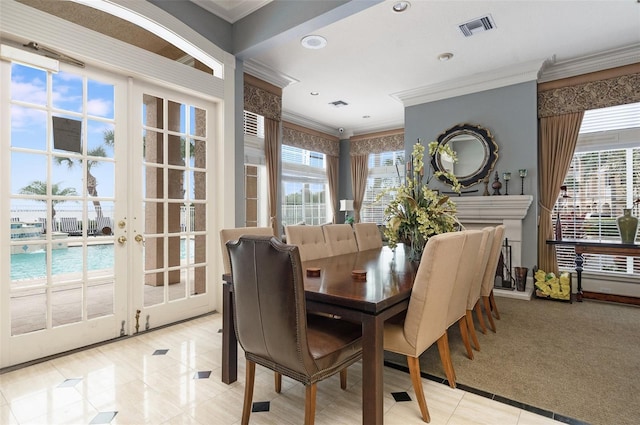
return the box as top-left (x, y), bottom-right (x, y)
top-left (11, 239), bottom-right (194, 281)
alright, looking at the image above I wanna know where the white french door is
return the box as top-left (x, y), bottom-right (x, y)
top-left (128, 81), bottom-right (214, 329)
top-left (1, 59), bottom-right (129, 367)
top-left (1, 59), bottom-right (217, 368)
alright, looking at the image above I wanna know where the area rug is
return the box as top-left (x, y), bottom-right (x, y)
top-left (384, 296), bottom-right (640, 425)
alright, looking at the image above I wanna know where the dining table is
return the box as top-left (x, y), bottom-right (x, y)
top-left (221, 244), bottom-right (419, 425)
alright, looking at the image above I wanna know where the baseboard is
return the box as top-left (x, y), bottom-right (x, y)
top-left (582, 291), bottom-right (640, 306)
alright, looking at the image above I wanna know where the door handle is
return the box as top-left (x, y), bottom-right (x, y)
top-left (117, 236), bottom-right (127, 245)
top-left (134, 234), bottom-right (144, 243)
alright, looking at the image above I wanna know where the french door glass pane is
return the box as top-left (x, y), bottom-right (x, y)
top-left (11, 106), bottom-right (47, 149)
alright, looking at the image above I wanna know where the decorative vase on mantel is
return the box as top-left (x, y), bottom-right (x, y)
top-left (616, 208), bottom-right (638, 244)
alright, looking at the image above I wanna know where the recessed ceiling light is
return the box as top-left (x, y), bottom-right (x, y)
top-left (438, 52), bottom-right (454, 62)
top-left (392, 1), bottom-right (410, 13)
top-left (301, 35), bottom-right (327, 49)
top-left (310, 91), bottom-right (319, 96)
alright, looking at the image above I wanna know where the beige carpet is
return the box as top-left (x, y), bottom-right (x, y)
top-left (384, 296), bottom-right (640, 425)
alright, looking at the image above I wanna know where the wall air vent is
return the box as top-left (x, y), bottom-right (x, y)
top-left (458, 15), bottom-right (496, 37)
top-left (329, 100), bottom-right (349, 107)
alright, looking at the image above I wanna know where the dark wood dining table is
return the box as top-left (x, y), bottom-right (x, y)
top-left (221, 244), bottom-right (419, 425)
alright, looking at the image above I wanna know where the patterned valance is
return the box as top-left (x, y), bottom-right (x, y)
top-left (350, 132), bottom-right (404, 156)
top-left (244, 78), bottom-right (281, 122)
top-left (282, 124), bottom-right (339, 157)
top-left (538, 72), bottom-right (640, 118)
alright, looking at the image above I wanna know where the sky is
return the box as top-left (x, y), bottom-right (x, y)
top-left (10, 62), bottom-right (115, 217)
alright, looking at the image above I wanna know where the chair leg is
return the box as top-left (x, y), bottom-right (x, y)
top-left (436, 333), bottom-right (456, 388)
top-left (407, 356), bottom-right (431, 423)
top-left (465, 310), bottom-right (481, 351)
top-left (474, 301), bottom-right (487, 334)
top-left (482, 295), bottom-right (496, 332)
top-left (304, 383), bottom-right (317, 425)
top-left (242, 360), bottom-right (256, 425)
top-left (490, 290), bottom-right (501, 320)
top-left (275, 372), bottom-right (282, 393)
top-left (340, 368), bottom-right (347, 390)
top-left (457, 318), bottom-right (474, 360)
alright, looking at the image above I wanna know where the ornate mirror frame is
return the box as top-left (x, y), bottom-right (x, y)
top-left (430, 123), bottom-right (499, 189)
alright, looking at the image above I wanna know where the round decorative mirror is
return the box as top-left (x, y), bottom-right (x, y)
top-left (430, 123), bottom-right (499, 188)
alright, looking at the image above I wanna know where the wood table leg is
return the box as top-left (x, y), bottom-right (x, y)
top-left (222, 280), bottom-right (238, 384)
top-left (361, 314), bottom-right (384, 425)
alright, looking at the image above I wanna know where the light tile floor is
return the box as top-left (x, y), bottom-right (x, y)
top-left (0, 313), bottom-right (564, 425)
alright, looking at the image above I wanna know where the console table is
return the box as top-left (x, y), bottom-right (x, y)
top-left (546, 239), bottom-right (640, 302)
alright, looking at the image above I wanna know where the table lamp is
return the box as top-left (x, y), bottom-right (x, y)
top-left (340, 199), bottom-right (354, 223)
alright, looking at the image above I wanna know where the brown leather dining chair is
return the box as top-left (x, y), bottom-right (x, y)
top-left (227, 235), bottom-right (363, 425)
top-left (480, 225), bottom-right (506, 332)
top-left (220, 227), bottom-right (274, 276)
top-left (383, 231), bottom-right (467, 422)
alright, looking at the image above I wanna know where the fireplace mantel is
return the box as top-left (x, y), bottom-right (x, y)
top-left (452, 195), bottom-right (534, 300)
top-left (452, 195), bottom-right (533, 221)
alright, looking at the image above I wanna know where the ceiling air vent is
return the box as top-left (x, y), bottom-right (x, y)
top-left (458, 15), bottom-right (496, 37)
top-left (329, 100), bottom-right (349, 108)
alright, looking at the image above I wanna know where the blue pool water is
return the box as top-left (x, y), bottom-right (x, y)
top-left (11, 240), bottom-right (193, 281)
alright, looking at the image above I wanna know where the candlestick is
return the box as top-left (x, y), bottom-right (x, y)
top-left (503, 172), bottom-right (511, 196)
top-left (518, 169), bottom-right (527, 195)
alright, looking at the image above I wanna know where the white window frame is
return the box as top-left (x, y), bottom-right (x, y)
top-left (361, 150), bottom-right (405, 224)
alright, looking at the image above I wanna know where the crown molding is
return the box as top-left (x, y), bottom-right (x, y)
top-left (392, 59), bottom-right (545, 106)
top-left (281, 111), bottom-right (339, 136)
top-left (538, 44), bottom-right (640, 83)
top-left (243, 59), bottom-right (298, 89)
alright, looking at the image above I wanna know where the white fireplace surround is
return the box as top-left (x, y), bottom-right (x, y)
top-left (452, 195), bottom-right (534, 299)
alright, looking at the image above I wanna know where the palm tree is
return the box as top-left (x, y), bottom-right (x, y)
top-left (55, 129), bottom-right (113, 217)
top-left (19, 181), bottom-right (78, 230)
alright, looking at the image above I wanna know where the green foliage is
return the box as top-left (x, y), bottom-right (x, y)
top-left (377, 140), bottom-right (462, 251)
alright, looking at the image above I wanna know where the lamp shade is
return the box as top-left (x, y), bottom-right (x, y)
top-left (339, 199), bottom-right (354, 211)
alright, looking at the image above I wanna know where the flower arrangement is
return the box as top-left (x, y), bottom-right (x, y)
top-left (378, 139), bottom-right (463, 261)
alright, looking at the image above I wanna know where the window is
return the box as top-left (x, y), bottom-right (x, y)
top-left (361, 150), bottom-right (405, 224)
top-left (555, 102), bottom-right (640, 277)
top-left (243, 111), bottom-right (267, 227)
top-left (281, 145), bottom-right (328, 225)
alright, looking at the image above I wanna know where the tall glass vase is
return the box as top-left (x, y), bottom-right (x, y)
top-left (408, 228), bottom-right (426, 262)
top-left (617, 208), bottom-right (638, 244)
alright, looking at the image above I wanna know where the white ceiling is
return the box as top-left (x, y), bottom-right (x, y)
top-left (195, 1), bottom-right (640, 137)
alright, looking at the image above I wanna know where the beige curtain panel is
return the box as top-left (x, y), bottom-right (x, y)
top-left (326, 155), bottom-right (339, 223)
top-left (537, 112), bottom-right (584, 272)
top-left (265, 118), bottom-right (280, 236)
top-left (350, 155), bottom-right (369, 223)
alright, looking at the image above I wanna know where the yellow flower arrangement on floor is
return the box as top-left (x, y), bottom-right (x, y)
top-left (378, 139), bottom-right (462, 261)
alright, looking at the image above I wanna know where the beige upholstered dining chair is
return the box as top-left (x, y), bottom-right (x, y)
top-left (219, 227), bottom-right (274, 275)
top-left (480, 225), bottom-right (505, 332)
top-left (444, 230), bottom-right (484, 374)
top-left (227, 236), bottom-right (362, 425)
top-left (353, 222), bottom-right (383, 251)
top-left (322, 223), bottom-right (358, 256)
top-left (465, 227), bottom-right (495, 345)
top-left (284, 225), bottom-right (329, 261)
top-left (383, 231), bottom-right (467, 423)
